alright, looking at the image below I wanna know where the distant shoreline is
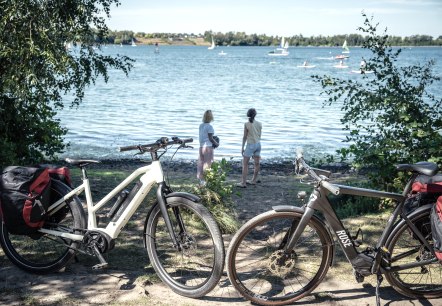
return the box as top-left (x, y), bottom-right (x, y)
top-left (126, 40), bottom-right (442, 48)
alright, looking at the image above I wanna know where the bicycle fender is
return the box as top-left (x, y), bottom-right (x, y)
top-left (405, 203), bottom-right (433, 218)
top-left (165, 192), bottom-right (200, 203)
top-left (272, 205), bottom-right (305, 214)
top-left (390, 203), bottom-right (433, 236)
top-left (272, 205), bottom-right (336, 267)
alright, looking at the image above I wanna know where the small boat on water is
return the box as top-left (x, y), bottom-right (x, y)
top-left (131, 39), bottom-right (137, 47)
top-left (218, 50), bottom-right (227, 56)
top-left (351, 70), bottom-right (374, 74)
top-left (334, 60), bottom-right (348, 68)
top-left (335, 54), bottom-right (349, 60)
top-left (268, 37), bottom-right (289, 56)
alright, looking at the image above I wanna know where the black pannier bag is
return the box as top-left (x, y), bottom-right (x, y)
top-left (0, 166), bottom-right (52, 235)
top-left (431, 196), bottom-right (442, 263)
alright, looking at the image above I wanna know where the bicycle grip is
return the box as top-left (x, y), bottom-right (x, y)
top-left (119, 145), bottom-right (140, 152)
top-left (322, 181), bottom-right (340, 195)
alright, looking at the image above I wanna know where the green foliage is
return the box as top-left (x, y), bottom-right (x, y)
top-left (330, 194), bottom-right (384, 218)
top-left (191, 159), bottom-right (239, 234)
top-left (312, 13), bottom-right (442, 190)
top-left (0, 0), bottom-right (133, 166)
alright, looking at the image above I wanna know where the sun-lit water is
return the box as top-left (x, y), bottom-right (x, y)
top-left (57, 45), bottom-right (442, 161)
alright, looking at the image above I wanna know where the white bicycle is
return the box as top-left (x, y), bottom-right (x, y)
top-left (0, 137), bottom-right (225, 298)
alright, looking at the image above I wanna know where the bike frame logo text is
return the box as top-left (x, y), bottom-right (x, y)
top-left (336, 230), bottom-right (353, 248)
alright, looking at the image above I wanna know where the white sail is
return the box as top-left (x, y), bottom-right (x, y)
top-left (342, 40), bottom-right (350, 53)
top-left (208, 37), bottom-right (215, 50)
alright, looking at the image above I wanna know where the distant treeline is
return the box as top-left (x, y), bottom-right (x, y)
top-left (103, 30), bottom-right (442, 46)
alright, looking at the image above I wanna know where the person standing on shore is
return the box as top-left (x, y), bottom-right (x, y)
top-left (197, 110), bottom-right (219, 185)
top-left (238, 108), bottom-right (262, 188)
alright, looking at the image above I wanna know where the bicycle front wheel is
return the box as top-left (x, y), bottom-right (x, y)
top-left (226, 210), bottom-right (333, 306)
top-left (144, 197), bottom-right (224, 298)
top-left (385, 208), bottom-right (442, 298)
top-left (0, 179), bottom-right (86, 274)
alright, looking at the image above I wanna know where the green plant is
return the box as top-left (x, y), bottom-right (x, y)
top-left (191, 159), bottom-right (239, 233)
top-left (312, 13), bottom-right (442, 191)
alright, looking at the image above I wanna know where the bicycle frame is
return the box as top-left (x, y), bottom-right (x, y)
top-left (41, 160), bottom-right (166, 242)
top-left (283, 180), bottom-right (437, 275)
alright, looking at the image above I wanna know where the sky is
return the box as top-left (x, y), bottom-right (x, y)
top-left (105, 0), bottom-right (442, 38)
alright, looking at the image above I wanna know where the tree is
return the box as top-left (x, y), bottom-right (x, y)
top-left (0, 0), bottom-right (133, 166)
top-left (313, 13), bottom-right (442, 190)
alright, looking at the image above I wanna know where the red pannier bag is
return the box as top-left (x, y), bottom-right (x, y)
top-left (404, 174), bottom-right (442, 214)
top-left (39, 164), bottom-right (72, 188)
top-left (0, 166), bottom-right (51, 235)
top-left (431, 196), bottom-right (442, 263)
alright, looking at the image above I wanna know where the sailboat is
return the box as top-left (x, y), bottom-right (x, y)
top-left (268, 37), bottom-right (289, 56)
top-left (131, 39), bottom-right (137, 47)
top-left (342, 40), bottom-right (350, 54)
top-left (208, 37), bottom-right (215, 50)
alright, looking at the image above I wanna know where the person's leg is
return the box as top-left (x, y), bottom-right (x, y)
top-left (197, 147), bottom-right (204, 179)
top-left (241, 156), bottom-right (250, 186)
top-left (252, 156), bottom-right (260, 183)
top-left (202, 147), bottom-right (214, 172)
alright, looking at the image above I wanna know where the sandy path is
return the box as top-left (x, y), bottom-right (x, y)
top-left (1, 162), bottom-right (441, 305)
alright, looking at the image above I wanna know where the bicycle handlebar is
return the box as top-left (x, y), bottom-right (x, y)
top-left (119, 137), bottom-right (193, 152)
top-left (296, 154), bottom-right (341, 195)
top-left (322, 180), bottom-right (341, 195)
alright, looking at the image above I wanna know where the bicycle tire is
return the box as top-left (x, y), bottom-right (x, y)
top-left (226, 210), bottom-right (333, 306)
top-left (144, 197), bottom-right (225, 298)
top-left (0, 179), bottom-right (86, 274)
top-left (385, 207), bottom-right (442, 298)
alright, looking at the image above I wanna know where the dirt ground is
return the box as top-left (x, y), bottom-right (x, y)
top-left (1, 161), bottom-right (441, 306)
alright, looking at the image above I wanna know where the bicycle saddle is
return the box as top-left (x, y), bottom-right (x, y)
top-left (65, 158), bottom-right (101, 167)
top-left (396, 161), bottom-right (439, 176)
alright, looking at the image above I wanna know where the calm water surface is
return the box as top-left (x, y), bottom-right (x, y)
top-left (57, 46), bottom-right (442, 161)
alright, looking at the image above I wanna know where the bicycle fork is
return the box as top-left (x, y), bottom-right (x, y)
top-left (282, 190), bottom-right (319, 252)
top-left (156, 182), bottom-right (183, 251)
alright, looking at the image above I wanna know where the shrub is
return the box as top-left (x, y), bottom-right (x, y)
top-left (191, 159), bottom-right (239, 234)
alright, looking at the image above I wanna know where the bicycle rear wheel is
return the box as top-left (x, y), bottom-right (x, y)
top-left (385, 208), bottom-right (442, 298)
top-left (144, 197), bottom-right (224, 298)
top-left (0, 179), bottom-right (86, 273)
top-left (226, 210), bottom-right (333, 306)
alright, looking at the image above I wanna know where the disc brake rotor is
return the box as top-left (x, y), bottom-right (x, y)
top-left (267, 250), bottom-right (296, 277)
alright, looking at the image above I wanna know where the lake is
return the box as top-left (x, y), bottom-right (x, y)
top-left (57, 45), bottom-right (442, 162)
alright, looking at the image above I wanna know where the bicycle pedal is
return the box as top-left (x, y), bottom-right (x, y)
top-left (92, 262), bottom-right (108, 270)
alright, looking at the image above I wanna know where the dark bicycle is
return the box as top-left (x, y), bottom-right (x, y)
top-left (226, 151), bottom-right (442, 306)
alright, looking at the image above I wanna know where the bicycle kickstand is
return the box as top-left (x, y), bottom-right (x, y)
top-left (375, 273), bottom-right (383, 306)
